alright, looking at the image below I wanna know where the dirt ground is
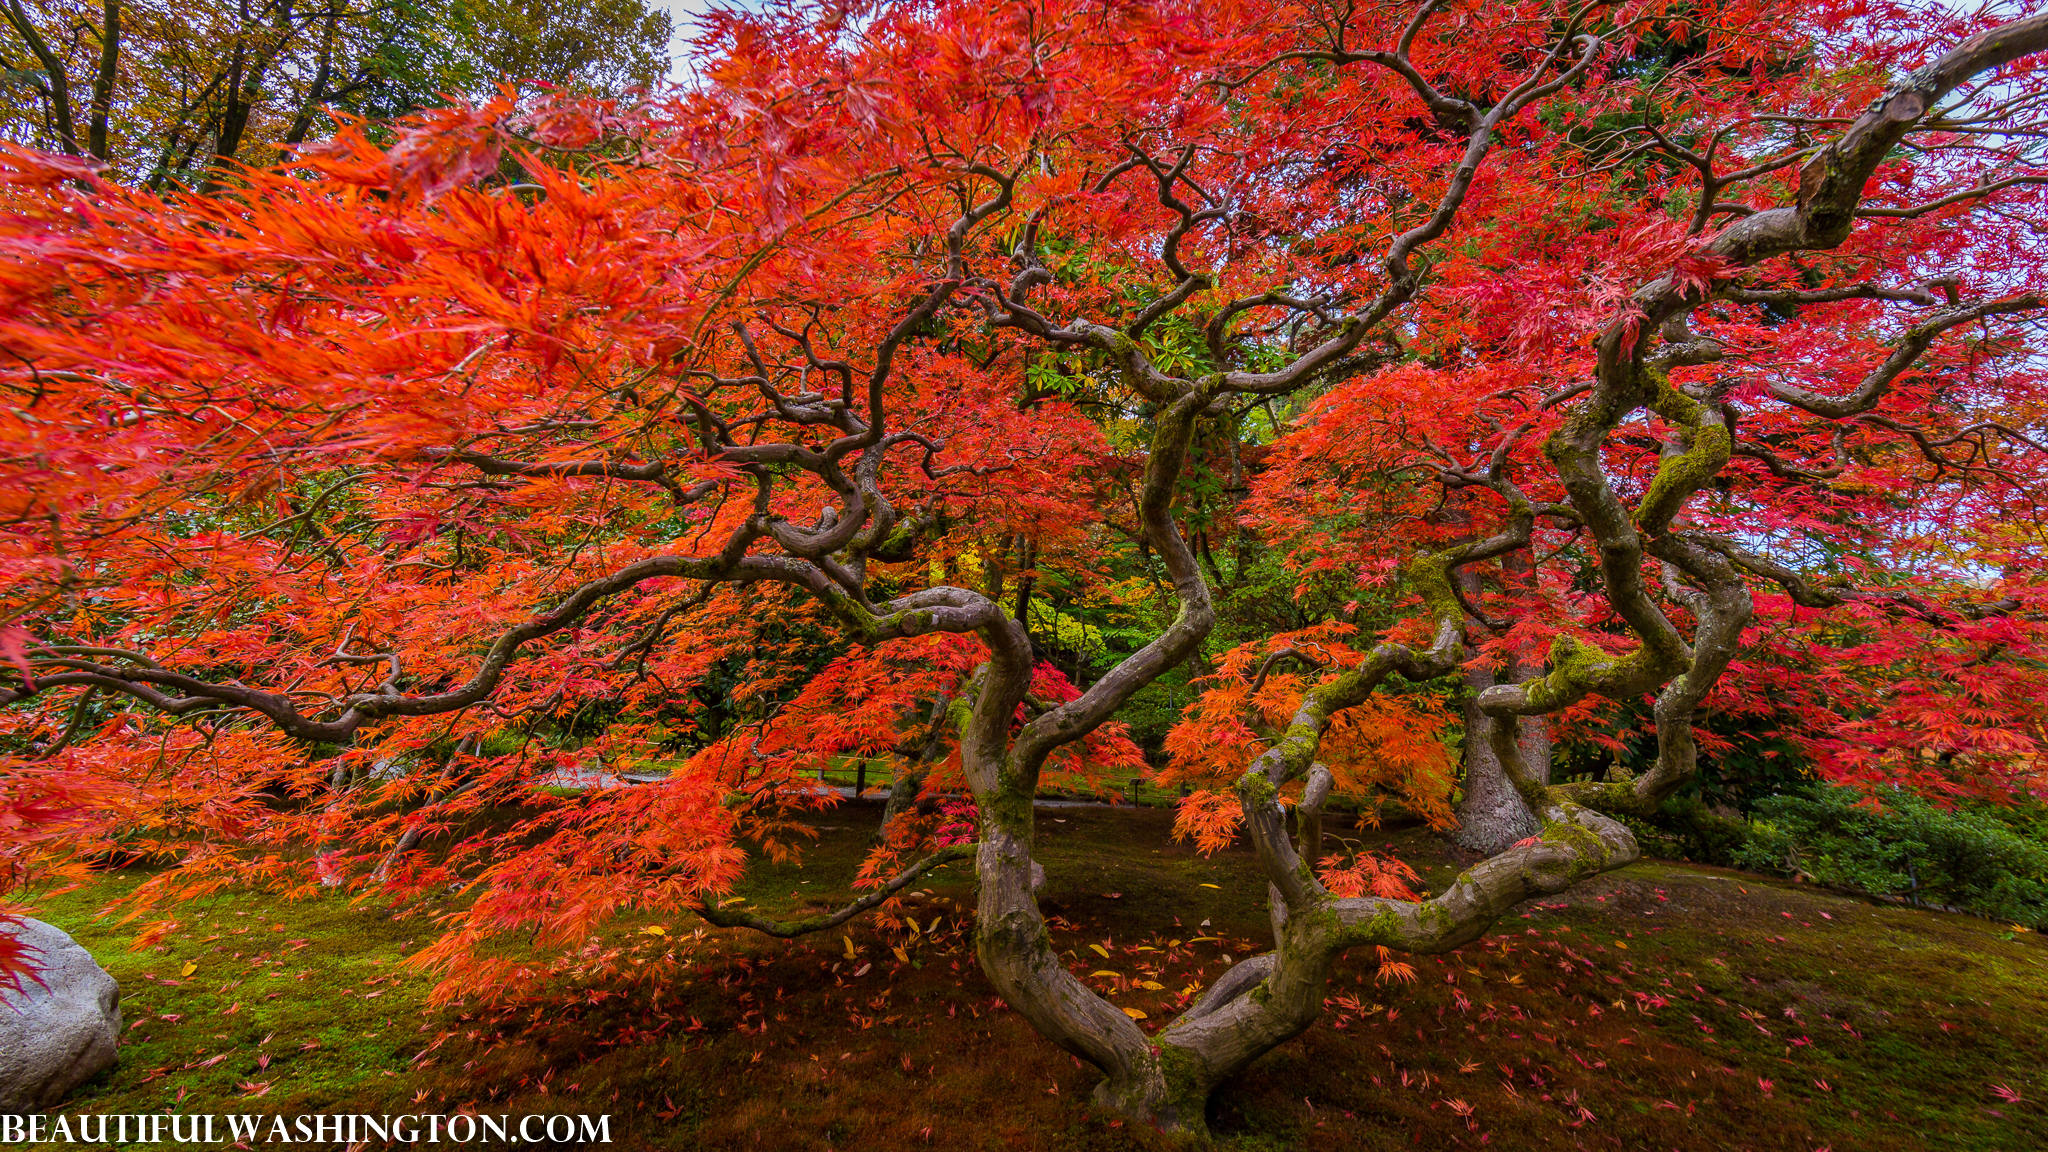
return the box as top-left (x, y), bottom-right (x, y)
top-left (36, 801), bottom-right (2048, 1150)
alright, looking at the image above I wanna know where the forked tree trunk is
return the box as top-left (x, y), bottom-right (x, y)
top-left (969, 744), bottom-right (1640, 1136)
top-left (961, 588), bottom-right (1644, 1137)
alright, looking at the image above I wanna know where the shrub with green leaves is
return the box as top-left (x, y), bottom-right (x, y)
top-left (1613, 796), bottom-right (1752, 867)
top-left (1733, 786), bottom-right (2048, 927)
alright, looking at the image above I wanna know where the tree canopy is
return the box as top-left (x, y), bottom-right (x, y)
top-left (2, 0), bottom-right (2046, 1132)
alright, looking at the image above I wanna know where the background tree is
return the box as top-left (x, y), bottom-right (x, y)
top-left (0, 0), bottom-right (670, 185)
top-left (2, 0), bottom-right (2046, 1135)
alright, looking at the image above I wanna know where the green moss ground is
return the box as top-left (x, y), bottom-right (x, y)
top-left (27, 803), bottom-right (2047, 1149)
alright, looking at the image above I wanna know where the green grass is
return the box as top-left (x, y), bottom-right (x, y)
top-left (27, 803), bottom-right (2048, 1149)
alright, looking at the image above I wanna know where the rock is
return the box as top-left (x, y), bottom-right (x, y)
top-left (0, 918), bottom-right (121, 1111)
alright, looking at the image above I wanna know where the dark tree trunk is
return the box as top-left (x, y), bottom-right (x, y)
top-left (4, 0), bottom-right (78, 154)
top-left (282, 14), bottom-right (340, 147)
top-left (86, 0), bottom-right (118, 161)
top-left (1011, 534), bottom-right (1036, 637)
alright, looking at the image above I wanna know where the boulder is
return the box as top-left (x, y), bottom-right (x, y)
top-left (0, 918), bottom-right (122, 1111)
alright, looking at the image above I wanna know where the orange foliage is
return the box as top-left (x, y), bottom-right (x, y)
top-left (1162, 627), bottom-right (1458, 851)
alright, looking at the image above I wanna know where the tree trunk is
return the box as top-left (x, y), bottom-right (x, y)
top-left (86, 0), bottom-right (118, 161)
top-left (1453, 661), bottom-right (1551, 854)
top-left (1011, 534), bottom-right (1035, 637)
top-left (4, 0), bottom-right (78, 154)
top-left (282, 14), bottom-right (339, 147)
top-left (1448, 520), bottom-right (1551, 855)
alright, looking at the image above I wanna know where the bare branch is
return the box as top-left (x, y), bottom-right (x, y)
top-left (691, 844), bottom-right (975, 938)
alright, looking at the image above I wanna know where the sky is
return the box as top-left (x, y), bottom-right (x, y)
top-left (656, 0), bottom-right (740, 80)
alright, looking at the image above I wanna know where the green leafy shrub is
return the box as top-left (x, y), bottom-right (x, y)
top-left (1733, 785), bottom-right (2048, 927)
top-left (1612, 795), bottom-right (1752, 867)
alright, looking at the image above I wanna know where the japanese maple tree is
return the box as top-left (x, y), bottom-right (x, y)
top-left (2, 0), bottom-right (2047, 1133)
